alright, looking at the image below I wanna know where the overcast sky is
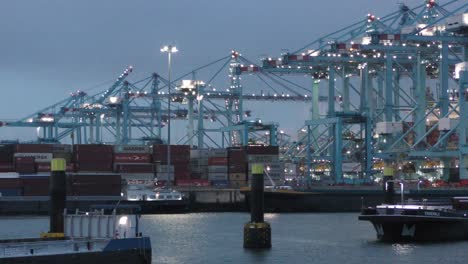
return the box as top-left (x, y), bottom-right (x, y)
top-left (0, 0), bottom-right (440, 142)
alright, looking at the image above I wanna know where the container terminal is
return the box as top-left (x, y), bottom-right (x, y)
top-left (0, 0), bottom-right (467, 213)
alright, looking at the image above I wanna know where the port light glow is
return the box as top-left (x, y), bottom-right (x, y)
top-left (119, 216), bottom-right (128, 225)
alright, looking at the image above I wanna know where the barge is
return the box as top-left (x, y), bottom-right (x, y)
top-left (359, 197), bottom-right (468, 242)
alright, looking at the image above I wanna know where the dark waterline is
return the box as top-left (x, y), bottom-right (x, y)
top-left (1, 213), bottom-right (467, 264)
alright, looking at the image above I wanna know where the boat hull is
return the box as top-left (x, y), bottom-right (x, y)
top-left (0, 248), bottom-right (152, 264)
top-left (359, 215), bottom-right (468, 242)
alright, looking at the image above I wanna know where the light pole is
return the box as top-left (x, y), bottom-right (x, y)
top-left (161, 45), bottom-right (178, 186)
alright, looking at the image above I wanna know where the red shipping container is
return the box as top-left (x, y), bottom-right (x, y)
top-left (36, 162), bottom-right (51, 172)
top-left (114, 153), bottom-right (151, 163)
top-left (72, 174), bottom-right (121, 183)
top-left (73, 144), bottom-right (113, 153)
top-left (16, 144), bottom-right (53, 153)
top-left (208, 157), bottom-right (228, 166)
top-left (74, 153), bottom-right (113, 162)
top-left (174, 171), bottom-right (191, 180)
top-left (22, 178), bottom-right (49, 196)
top-left (0, 152), bottom-right (13, 163)
top-left (228, 164), bottom-right (246, 173)
top-left (115, 164), bottom-right (155, 173)
top-left (15, 157), bottom-right (35, 164)
top-left (0, 162), bottom-right (15, 172)
top-left (76, 162), bottom-right (113, 172)
top-left (0, 178), bottom-right (22, 189)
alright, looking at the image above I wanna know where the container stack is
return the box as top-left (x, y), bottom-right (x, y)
top-left (0, 144), bottom-right (15, 172)
top-left (73, 144), bottom-right (113, 172)
top-left (246, 145), bottom-right (284, 186)
top-left (14, 144), bottom-right (54, 174)
top-left (189, 149), bottom-right (209, 179)
top-left (0, 172), bottom-right (22, 196)
top-left (228, 147), bottom-right (247, 188)
top-left (69, 174), bottom-right (121, 196)
top-left (153, 145), bottom-right (190, 185)
top-left (113, 145), bottom-right (154, 183)
top-left (208, 148), bottom-right (228, 187)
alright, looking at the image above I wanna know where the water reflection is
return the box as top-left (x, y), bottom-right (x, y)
top-left (392, 243), bottom-right (416, 255)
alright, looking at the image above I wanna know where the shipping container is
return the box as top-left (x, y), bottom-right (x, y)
top-left (0, 162), bottom-right (15, 172)
top-left (208, 173), bottom-right (228, 181)
top-left (22, 177), bottom-right (49, 196)
top-left (16, 144), bottom-right (53, 153)
top-left (229, 180), bottom-right (248, 188)
top-left (0, 188), bottom-right (23, 196)
top-left (120, 173), bottom-right (154, 182)
top-left (0, 178), bottom-right (22, 189)
top-left (247, 154), bottom-right (279, 163)
top-left (14, 153), bottom-right (53, 163)
top-left (76, 162), bottom-right (113, 172)
top-left (208, 148), bottom-right (227, 158)
top-left (53, 152), bottom-right (73, 162)
top-left (228, 173), bottom-right (246, 181)
top-left (114, 145), bottom-right (151, 154)
top-left (208, 157), bottom-right (228, 166)
top-left (0, 172), bottom-right (19, 178)
top-left (114, 163), bottom-right (155, 173)
top-left (208, 165), bottom-right (228, 173)
top-left (73, 144), bottom-right (113, 153)
top-left (211, 180), bottom-right (229, 187)
top-left (52, 144), bottom-right (72, 153)
top-left (113, 153), bottom-right (151, 163)
top-left (190, 149), bottom-right (210, 159)
top-left (0, 152), bottom-right (13, 163)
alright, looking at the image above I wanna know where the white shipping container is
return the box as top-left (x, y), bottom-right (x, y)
top-left (0, 172), bottom-right (19, 178)
top-left (208, 148), bottom-right (228, 158)
top-left (120, 173), bottom-right (155, 181)
top-left (190, 149), bottom-right (210, 159)
top-left (14, 153), bottom-right (53, 163)
top-left (114, 145), bottom-right (151, 154)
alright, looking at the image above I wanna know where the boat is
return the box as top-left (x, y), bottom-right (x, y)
top-left (0, 205), bottom-right (152, 264)
top-left (123, 185), bottom-right (189, 213)
top-left (0, 158), bottom-right (152, 263)
top-left (359, 197), bottom-right (468, 242)
top-left (241, 184), bottom-right (468, 212)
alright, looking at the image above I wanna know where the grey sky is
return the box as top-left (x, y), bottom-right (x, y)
top-left (0, 0), bottom-right (425, 141)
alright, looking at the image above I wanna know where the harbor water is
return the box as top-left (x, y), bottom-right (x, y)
top-left (1, 213), bottom-right (468, 264)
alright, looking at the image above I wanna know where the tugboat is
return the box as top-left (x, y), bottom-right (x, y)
top-left (359, 180), bottom-right (468, 242)
top-left (0, 158), bottom-right (152, 263)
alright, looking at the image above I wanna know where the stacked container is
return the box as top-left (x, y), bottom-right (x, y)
top-left (74, 144), bottom-right (113, 172)
top-left (153, 145), bottom-right (190, 185)
top-left (227, 147), bottom-right (247, 188)
top-left (246, 145), bottom-right (284, 186)
top-left (208, 148), bottom-right (228, 186)
top-left (14, 144), bottom-right (54, 174)
top-left (0, 144), bottom-right (15, 172)
top-left (189, 149), bottom-right (209, 179)
top-left (0, 172), bottom-right (22, 196)
top-left (113, 145), bottom-right (154, 183)
top-left (69, 173), bottom-right (121, 196)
